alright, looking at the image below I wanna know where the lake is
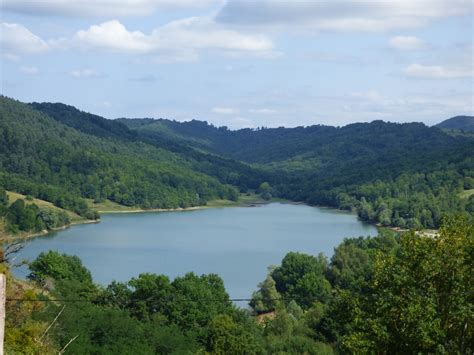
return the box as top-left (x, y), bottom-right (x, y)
top-left (13, 203), bottom-right (377, 300)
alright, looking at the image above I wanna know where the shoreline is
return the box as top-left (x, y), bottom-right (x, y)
top-left (3, 199), bottom-right (435, 243)
top-left (98, 205), bottom-right (211, 214)
top-left (1, 219), bottom-right (100, 243)
top-left (1, 198), bottom-right (273, 242)
top-left (95, 197), bottom-right (290, 214)
top-left (96, 200), bottom-right (391, 232)
top-left (1, 197), bottom-right (277, 242)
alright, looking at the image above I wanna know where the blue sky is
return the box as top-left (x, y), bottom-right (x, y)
top-left (1, 0), bottom-right (472, 128)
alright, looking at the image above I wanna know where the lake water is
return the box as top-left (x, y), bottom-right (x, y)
top-left (13, 203), bottom-right (377, 299)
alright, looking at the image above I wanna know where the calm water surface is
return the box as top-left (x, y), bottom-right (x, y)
top-left (14, 203), bottom-right (377, 299)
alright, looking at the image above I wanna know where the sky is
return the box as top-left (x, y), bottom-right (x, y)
top-left (1, 0), bottom-right (473, 128)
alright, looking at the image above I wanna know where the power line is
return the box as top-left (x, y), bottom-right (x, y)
top-left (6, 297), bottom-right (260, 303)
top-left (6, 290), bottom-right (474, 304)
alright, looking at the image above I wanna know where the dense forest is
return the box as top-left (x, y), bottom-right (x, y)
top-left (3, 216), bottom-right (472, 353)
top-left (0, 96), bottom-right (473, 234)
top-left (0, 97), bottom-right (246, 221)
top-left (121, 115), bottom-right (474, 229)
top-left (31, 102), bottom-right (271, 193)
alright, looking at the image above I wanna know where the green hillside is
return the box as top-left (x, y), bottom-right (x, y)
top-left (121, 117), bottom-right (474, 228)
top-left (32, 102), bottom-right (270, 192)
top-left (435, 115), bottom-right (474, 132)
top-left (0, 97), bottom-right (246, 219)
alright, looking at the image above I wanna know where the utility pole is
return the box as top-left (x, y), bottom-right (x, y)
top-left (0, 274), bottom-right (5, 355)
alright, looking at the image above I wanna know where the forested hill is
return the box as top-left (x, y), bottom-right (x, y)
top-left (120, 117), bottom-right (473, 188)
top-left (435, 115), bottom-right (474, 132)
top-left (119, 117), bottom-right (468, 165)
top-left (0, 96), bottom-right (257, 222)
top-left (121, 117), bottom-right (474, 229)
top-left (31, 102), bottom-right (270, 191)
top-left (1, 96), bottom-right (473, 230)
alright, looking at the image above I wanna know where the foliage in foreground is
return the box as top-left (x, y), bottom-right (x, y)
top-left (3, 216), bottom-right (473, 353)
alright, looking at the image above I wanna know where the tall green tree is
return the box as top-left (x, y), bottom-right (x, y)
top-left (258, 182), bottom-right (272, 200)
top-left (343, 216), bottom-right (474, 353)
top-left (272, 252), bottom-right (331, 308)
top-left (250, 270), bottom-right (282, 313)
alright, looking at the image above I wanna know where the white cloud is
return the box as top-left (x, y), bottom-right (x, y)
top-left (20, 66), bottom-right (39, 75)
top-left (216, 0), bottom-right (472, 32)
top-left (72, 19), bottom-right (274, 60)
top-left (212, 107), bottom-right (238, 114)
top-left (70, 68), bottom-right (100, 78)
top-left (0, 18), bottom-right (275, 62)
top-left (3, 0), bottom-right (220, 17)
top-left (0, 23), bottom-right (49, 55)
top-left (389, 36), bottom-right (425, 50)
top-left (74, 21), bottom-right (153, 54)
top-left (404, 63), bottom-right (473, 79)
top-left (248, 108), bottom-right (277, 114)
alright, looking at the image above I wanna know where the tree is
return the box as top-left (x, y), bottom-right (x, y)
top-left (206, 314), bottom-right (263, 354)
top-left (258, 182), bottom-right (272, 200)
top-left (272, 252), bottom-right (331, 308)
top-left (466, 195), bottom-right (474, 213)
top-left (127, 273), bottom-right (172, 320)
top-left (20, 204), bottom-right (39, 231)
top-left (264, 309), bottom-right (335, 354)
top-left (250, 271), bottom-right (282, 313)
top-left (5, 199), bottom-right (40, 231)
top-left (6, 199), bottom-right (25, 226)
top-left (343, 216), bottom-right (474, 353)
top-left (28, 251), bottom-right (93, 287)
top-left (328, 240), bottom-right (371, 292)
top-left (165, 272), bottom-right (234, 339)
top-left (464, 177), bottom-right (474, 189)
top-left (0, 188), bottom-right (7, 206)
top-left (328, 233), bottom-right (399, 292)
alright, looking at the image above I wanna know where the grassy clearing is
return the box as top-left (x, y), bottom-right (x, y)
top-left (6, 191), bottom-right (84, 222)
top-left (86, 199), bottom-right (139, 213)
top-left (88, 193), bottom-right (288, 213)
top-left (460, 189), bottom-right (474, 199)
top-left (237, 193), bottom-right (287, 205)
top-left (206, 193), bottom-right (272, 208)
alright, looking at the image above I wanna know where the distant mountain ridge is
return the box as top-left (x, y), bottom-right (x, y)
top-left (435, 115), bottom-right (474, 132)
top-left (119, 117), bottom-right (465, 169)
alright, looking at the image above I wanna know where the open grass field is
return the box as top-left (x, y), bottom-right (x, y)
top-left (86, 198), bottom-right (139, 213)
